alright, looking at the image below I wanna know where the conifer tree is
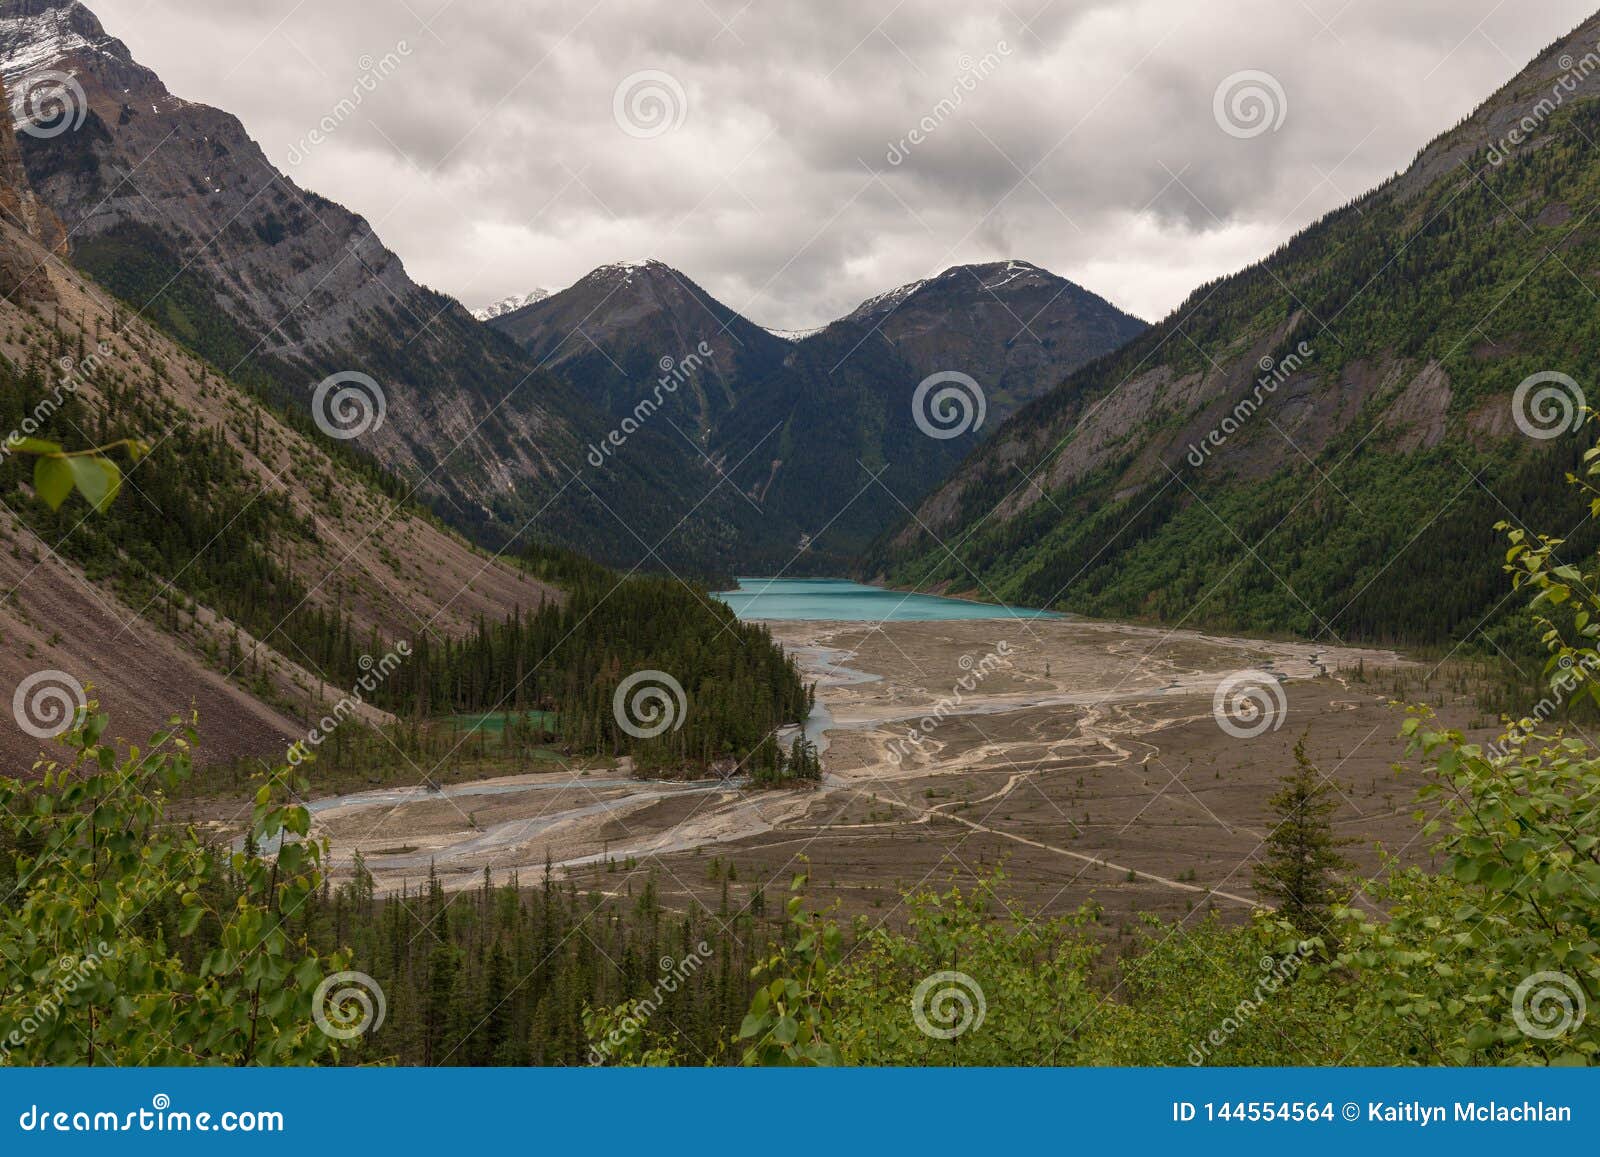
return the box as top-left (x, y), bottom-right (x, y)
top-left (1251, 736), bottom-right (1355, 942)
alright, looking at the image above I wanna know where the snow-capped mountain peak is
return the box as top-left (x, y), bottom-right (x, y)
top-left (471, 288), bottom-right (552, 321)
top-left (0, 3), bottom-right (108, 81)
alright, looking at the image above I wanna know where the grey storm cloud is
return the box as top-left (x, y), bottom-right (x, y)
top-left (97, 0), bottom-right (1599, 328)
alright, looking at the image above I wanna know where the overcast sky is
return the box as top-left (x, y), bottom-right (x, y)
top-left (97, 0), bottom-right (1597, 329)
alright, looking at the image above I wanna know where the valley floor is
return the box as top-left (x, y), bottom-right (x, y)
top-left (257, 616), bottom-right (1487, 928)
top-left (580, 617), bottom-right (1461, 928)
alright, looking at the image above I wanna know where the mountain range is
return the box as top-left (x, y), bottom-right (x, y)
top-left (0, 0), bottom-right (1144, 576)
top-left (871, 10), bottom-right (1600, 652)
top-left (1, 0), bottom-right (1596, 760)
top-left (483, 256), bottom-right (1143, 569)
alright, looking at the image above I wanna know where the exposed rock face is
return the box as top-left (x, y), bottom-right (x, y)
top-left (0, 1), bottom-right (335, 327)
top-left (0, 0), bottom-right (620, 553)
top-left (0, 0), bottom-right (403, 349)
top-left (0, 70), bottom-right (61, 299)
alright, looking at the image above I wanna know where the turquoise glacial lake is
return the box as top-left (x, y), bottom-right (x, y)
top-left (715, 578), bottom-right (1060, 622)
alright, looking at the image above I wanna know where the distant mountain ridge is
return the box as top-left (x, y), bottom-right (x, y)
top-left (486, 256), bottom-right (1146, 569)
top-left (472, 289), bottom-right (552, 321)
top-left (829, 259), bottom-right (1147, 419)
top-left (489, 259), bottom-right (792, 442)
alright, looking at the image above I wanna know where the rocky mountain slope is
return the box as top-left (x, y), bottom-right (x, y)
top-left (0, 0), bottom-right (748, 573)
top-left (491, 258), bottom-right (1144, 570)
top-left (873, 11), bottom-right (1600, 649)
top-left (0, 70), bottom-right (552, 769)
top-left (490, 260), bottom-right (791, 439)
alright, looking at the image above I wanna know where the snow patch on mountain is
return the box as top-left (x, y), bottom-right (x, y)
top-left (0, 5), bottom-right (112, 81)
top-left (472, 288), bottom-right (552, 321)
top-left (977, 260), bottom-right (1046, 291)
top-left (844, 277), bottom-right (930, 323)
top-left (763, 325), bottom-right (827, 342)
top-left (587, 258), bottom-right (672, 287)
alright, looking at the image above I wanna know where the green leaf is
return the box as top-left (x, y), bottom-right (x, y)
top-left (67, 455), bottom-right (121, 513)
top-left (737, 1013), bottom-right (766, 1040)
top-left (1463, 1022), bottom-right (1496, 1050)
top-left (33, 455), bottom-right (72, 510)
top-left (177, 904), bottom-right (204, 936)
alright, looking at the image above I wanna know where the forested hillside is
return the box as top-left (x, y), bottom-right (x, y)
top-left (0, 68), bottom-right (808, 778)
top-left (0, 238), bottom-right (547, 763)
top-left (301, 547), bottom-right (812, 777)
top-left (0, 266), bottom-right (809, 781)
top-left (874, 13), bottom-right (1600, 657)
